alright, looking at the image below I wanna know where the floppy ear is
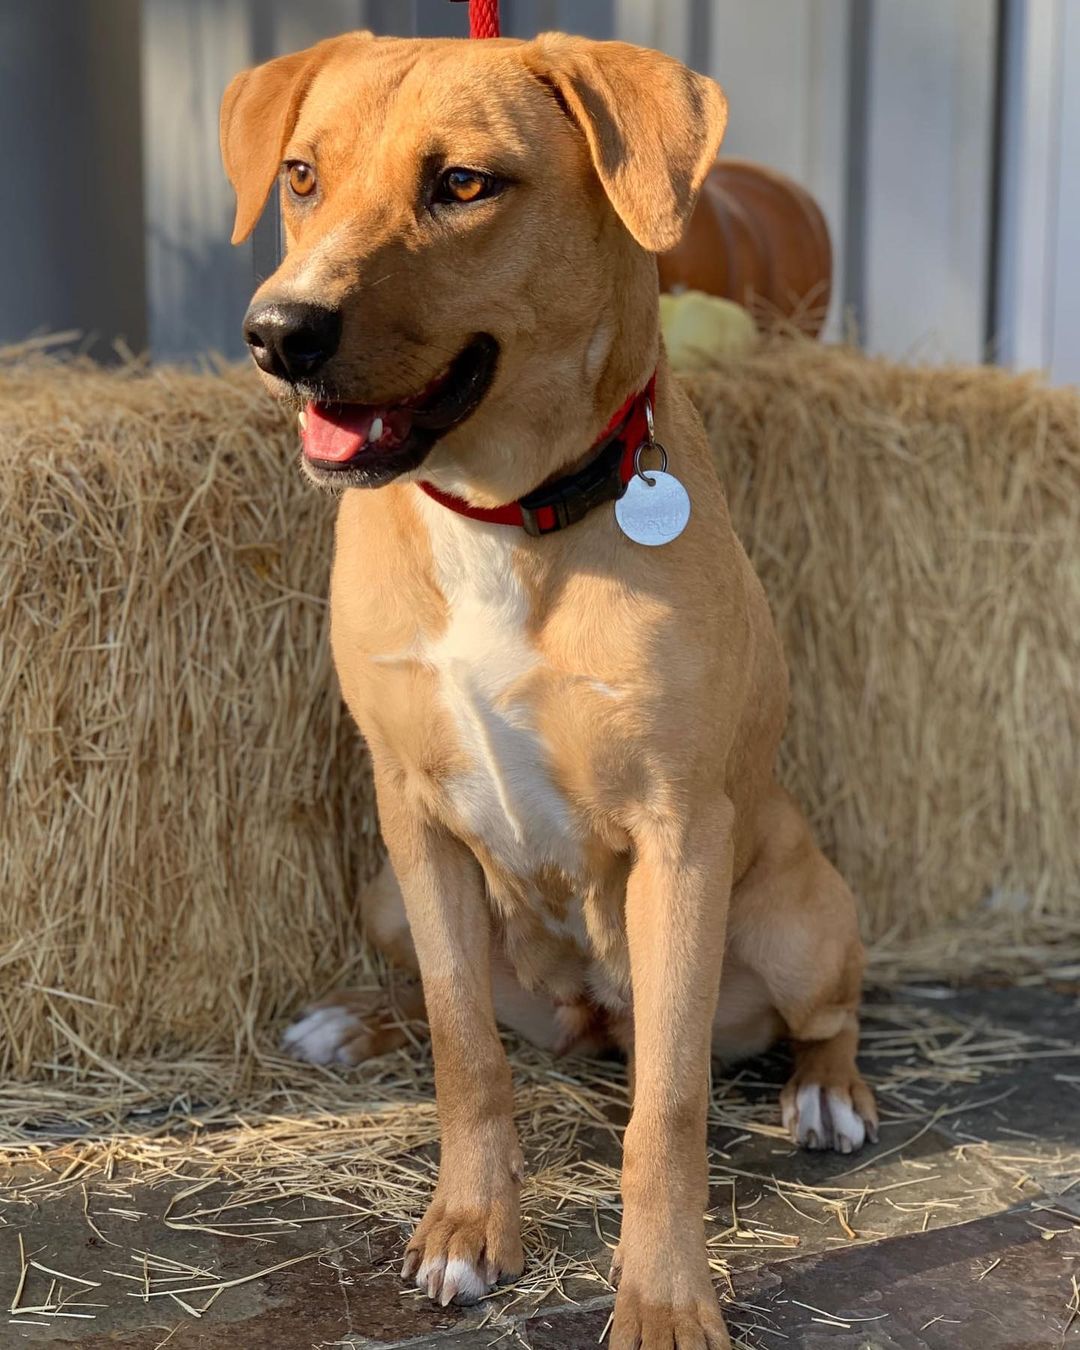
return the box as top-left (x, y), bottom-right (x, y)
top-left (523, 35), bottom-right (727, 254)
top-left (219, 33), bottom-right (370, 244)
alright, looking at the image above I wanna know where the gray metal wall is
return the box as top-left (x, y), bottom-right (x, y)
top-left (0, 0), bottom-right (146, 359)
top-left (0, 0), bottom-right (659, 363)
top-left (6, 2), bottom-right (1065, 377)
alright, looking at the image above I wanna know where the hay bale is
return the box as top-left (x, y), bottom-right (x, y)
top-left (0, 352), bottom-right (379, 1078)
top-left (3, 340), bottom-right (1078, 1078)
top-left (687, 340), bottom-right (1080, 940)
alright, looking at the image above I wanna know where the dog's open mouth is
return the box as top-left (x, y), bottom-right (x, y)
top-left (301, 335), bottom-right (499, 488)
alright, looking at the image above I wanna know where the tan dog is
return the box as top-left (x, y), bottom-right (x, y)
top-left (221, 31), bottom-right (877, 1349)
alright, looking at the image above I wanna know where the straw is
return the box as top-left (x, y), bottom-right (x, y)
top-left (1, 348), bottom-right (381, 1078)
top-left (2, 334), bottom-right (1078, 1085)
top-left (687, 339), bottom-right (1080, 946)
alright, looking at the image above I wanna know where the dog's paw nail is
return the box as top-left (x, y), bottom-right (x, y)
top-left (838, 1136), bottom-right (853, 1155)
top-left (401, 1249), bottom-right (420, 1280)
top-left (806, 1129), bottom-right (819, 1150)
top-left (440, 1279), bottom-right (458, 1306)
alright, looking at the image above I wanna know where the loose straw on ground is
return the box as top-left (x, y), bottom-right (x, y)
top-left (3, 997), bottom-right (1079, 1337)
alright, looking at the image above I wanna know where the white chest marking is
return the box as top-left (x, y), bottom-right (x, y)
top-left (414, 494), bottom-right (580, 880)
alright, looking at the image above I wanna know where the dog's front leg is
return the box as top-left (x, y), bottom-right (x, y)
top-left (613, 798), bottom-right (734, 1350)
top-left (379, 781), bottom-right (524, 1306)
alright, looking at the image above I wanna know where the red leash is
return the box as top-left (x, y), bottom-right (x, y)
top-left (469, 0), bottom-right (500, 37)
top-left (454, 0), bottom-right (500, 38)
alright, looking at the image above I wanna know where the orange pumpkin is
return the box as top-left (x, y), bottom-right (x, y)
top-left (659, 159), bottom-right (833, 337)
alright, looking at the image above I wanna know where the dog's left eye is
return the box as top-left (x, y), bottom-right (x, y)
top-left (435, 168), bottom-right (500, 205)
top-left (286, 162), bottom-right (317, 199)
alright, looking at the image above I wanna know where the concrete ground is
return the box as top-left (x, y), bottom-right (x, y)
top-left (4, 984), bottom-right (1080, 1349)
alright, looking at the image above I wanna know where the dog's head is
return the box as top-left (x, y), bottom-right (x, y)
top-left (221, 32), bottom-right (726, 501)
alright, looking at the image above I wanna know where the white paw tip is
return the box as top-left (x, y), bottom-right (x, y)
top-left (791, 1083), bottom-right (867, 1153)
top-left (794, 1082), bottom-right (824, 1146)
top-left (443, 1256), bottom-right (491, 1304)
top-left (826, 1089), bottom-right (867, 1153)
top-left (416, 1254), bottom-right (445, 1296)
top-left (417, 1255), bottom-right (489, 1305)
top-left (281, 1005), bottom-right (363, 1065)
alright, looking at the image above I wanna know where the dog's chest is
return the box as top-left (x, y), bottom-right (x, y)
top-left (413, 498), bottom-right (582, 883)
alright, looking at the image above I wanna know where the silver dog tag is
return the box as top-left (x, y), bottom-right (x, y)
top-left (615, 469), bottom-right (691, 546)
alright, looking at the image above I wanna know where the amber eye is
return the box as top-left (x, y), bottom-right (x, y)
top-left (286, 162), bottom-right (316, 198)
top-left (436, 168), bottom-right (497, 204)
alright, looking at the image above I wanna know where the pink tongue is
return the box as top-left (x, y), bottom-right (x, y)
top-left (302, 402), bottom-right (377, 463)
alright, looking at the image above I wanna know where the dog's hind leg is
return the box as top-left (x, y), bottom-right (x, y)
top-left (282, 863), bottom-right (427, 1066)
top-left (284, 862), bottom-right (580, 1063)
top-left (725, 786), bottom-right (878, 1153)
top-left (780, 1018), bottom-right (878, 1153)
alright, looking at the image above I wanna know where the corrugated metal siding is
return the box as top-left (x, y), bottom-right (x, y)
top-left (0, 0), bottom-right (146, 360)
top-left (5, 0), bottom-right (1050, 374)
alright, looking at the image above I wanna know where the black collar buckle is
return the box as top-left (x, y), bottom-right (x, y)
top-left (517, 427), bottom-right (630, 538)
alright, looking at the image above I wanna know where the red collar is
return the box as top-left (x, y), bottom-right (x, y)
top-left (418, 374), bottom-right (657, 537)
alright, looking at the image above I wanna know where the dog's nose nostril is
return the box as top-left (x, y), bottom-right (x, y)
top-left (280, 327), bottom-right (331, 374)
top-left (242, 301), bottom-right (342, 382)
top-left (242, 320), bottom-right (268, 352)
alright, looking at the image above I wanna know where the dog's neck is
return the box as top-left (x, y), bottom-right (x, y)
top-left (417, 373), bottom-right (655, 535)
top-left (419, 246), bottom-right (663, 508)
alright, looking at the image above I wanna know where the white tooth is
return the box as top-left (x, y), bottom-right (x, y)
top-left (298, 410), bottom-right (307, 430)
top-left (370, 416), bottom-right (384, 442)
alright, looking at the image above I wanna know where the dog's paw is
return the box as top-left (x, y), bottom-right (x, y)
top-left (402, 1132), bottom-right (524, 1308)
top-left (608, 1250), bottom-right (731, 1350)
top-left (401, 1207), bottom-right (523, 1307)
top-left (281, 987), bottom-right (424, 1067)
top-left (780, 1074), bottom-right (879, 1154)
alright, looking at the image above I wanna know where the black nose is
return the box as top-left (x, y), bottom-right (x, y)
top-left (242, 301), bottom-right (341, 381)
